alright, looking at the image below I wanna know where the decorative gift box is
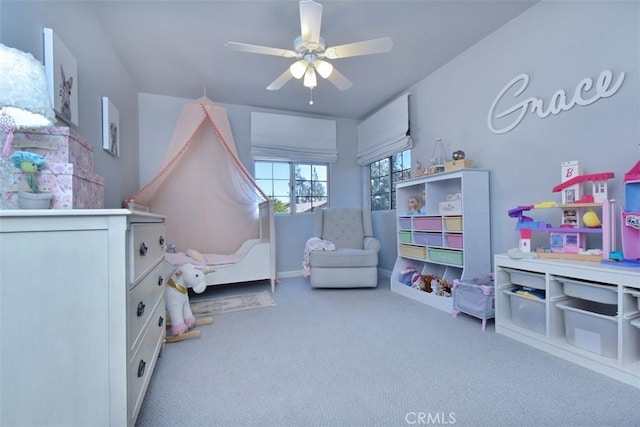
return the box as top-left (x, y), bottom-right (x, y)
top-left (9, 163), bottom-right (104, 209)
top-left (8, 126), bottom-right (105, 209)
top-left (444, 159), bottom-right (474, 171)
top-left (438, 200), bottom-right (462, 215)
top-left (12, 126), bottom-right (94, 172)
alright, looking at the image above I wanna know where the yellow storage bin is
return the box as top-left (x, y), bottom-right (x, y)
top-left (428, 248), bottom-right (463, 265)
top-left (400, 244), bottom-right (426, 259)
top-left (444, 216), bottom-right (463, 231)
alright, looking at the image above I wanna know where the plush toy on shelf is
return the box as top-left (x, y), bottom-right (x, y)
top-left (165, 263), bottom-right (215, 343)
top-left (411, 273), bottom-right (434, 293)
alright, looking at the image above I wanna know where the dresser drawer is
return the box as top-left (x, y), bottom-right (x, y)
top-left (127, 299), bottom-right (165, 425)
top-left (130, 223), bottom-right (165, 284)
top-left (128, 262), bottom-right (165, 352)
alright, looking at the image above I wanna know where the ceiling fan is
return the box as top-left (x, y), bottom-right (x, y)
top-left (225, 0), bottom-right (392, 98)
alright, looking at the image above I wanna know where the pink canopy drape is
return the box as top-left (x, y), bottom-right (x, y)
top-left (127, 96), bottom-right (267, 254)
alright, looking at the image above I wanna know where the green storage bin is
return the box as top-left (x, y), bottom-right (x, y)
top-left (428, 248), bottom-right (463, 265)
top-left (399, 231), bottom-right (412, 244)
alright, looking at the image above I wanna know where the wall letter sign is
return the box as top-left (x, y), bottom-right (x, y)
top-left (488, 69), bottom-right (625, 134)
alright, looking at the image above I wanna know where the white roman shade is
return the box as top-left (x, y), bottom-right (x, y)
top-left (357, 93), bottom-right (411, 165)
top-left (251, 112), bottom-right (337, 163)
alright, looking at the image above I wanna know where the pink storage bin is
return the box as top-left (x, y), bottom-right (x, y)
top-left (445, 233), bottom-right (463, 249)
top-left (413, 232), bottom-right (442, 246)
top-left (413, 217), bottom-right (442, 231)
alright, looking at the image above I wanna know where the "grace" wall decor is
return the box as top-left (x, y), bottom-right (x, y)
top-left (488, 69), bottom-right (625, 134)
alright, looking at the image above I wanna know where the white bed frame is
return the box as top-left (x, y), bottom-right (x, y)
top-left (165, 200), bottom-right (277, 292)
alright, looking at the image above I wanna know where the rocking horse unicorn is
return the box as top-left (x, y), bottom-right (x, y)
top-left (165, 263), bottom-right (215, 343)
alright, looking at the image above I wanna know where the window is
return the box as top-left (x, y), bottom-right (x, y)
top-left (255, 161), bottom-right (328, 214)
top-left (370, 150), bottom-right (411, 211)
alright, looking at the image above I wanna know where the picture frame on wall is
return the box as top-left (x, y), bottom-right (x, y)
top-left (43, 27), bottom-right (79, 126)
top-left (102, 97), bottom-right (120, 157)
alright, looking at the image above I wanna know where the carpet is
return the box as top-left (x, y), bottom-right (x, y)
top-left (189, 291), bottom-right (276, 317)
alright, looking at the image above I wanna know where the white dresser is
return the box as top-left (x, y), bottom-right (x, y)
top-left (0, 209), bottom-right (166, 426)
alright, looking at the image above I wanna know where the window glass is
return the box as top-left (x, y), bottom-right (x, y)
top-left (256, 161), bottom-right (328, 214)
top-left (370, 150), bottom-right (411, 211)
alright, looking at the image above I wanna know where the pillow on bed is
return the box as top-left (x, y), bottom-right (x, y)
top-left (186, 248), bottom-right (206, 263)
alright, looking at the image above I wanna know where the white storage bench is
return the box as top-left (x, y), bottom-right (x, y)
top-left (494, 254), bottom-right (640, 388)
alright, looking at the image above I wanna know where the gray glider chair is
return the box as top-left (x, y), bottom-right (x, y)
top-left (309, 207), bottom-right (380, 288)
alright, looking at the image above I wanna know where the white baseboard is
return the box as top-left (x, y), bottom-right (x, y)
top-left (277, 270), bottom-right (304, 279)
top-left (277, 268), bottom-right (392, 280)
top-left (378, 268), bottom-right (392, 279)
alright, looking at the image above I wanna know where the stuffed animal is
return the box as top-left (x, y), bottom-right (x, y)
top-left (411, 273), bottom-right (434, 293)
top-left (166, 263), bottom-right (210, 336)
top-left (421, 275), bottom-right (434, 293)
top-left (433, 278), bottom-right (451, 297)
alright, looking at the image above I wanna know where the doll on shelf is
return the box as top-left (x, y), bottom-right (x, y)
top-left (407, 196), bottom-right (423, 215)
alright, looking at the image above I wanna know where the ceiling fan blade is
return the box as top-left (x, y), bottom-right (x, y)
top-left (327, 67), bottom-right (353, 91)
top-left (323, 37), bottom-right (393, 59)
top-left (300, 0), bottom-right (323, 44)
top-left (225, 42), bottom-right (297, 58)
top-left (266, 69), bottom-right (294, 91)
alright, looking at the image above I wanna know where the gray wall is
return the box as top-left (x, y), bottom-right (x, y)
top-left (3, 1), bottom-right (638, 278)
top-left (1, 1), bottom-right (140, 208)
top-left (404, 0), bottom-right (638, 264)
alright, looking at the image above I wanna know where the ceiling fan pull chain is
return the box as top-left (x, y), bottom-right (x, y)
top-left (309, 87), bottom-right (314, 105)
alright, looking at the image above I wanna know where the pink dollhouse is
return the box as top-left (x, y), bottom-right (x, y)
top-left (547, 164), bottom-right (614, 254)
top-left (552, 171), bottom-right (615, 204)
top-left (621, 160), bottom-right (640, 260)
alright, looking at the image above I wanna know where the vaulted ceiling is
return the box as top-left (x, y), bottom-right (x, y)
top-left (92, 0), bottom-right (538, 120)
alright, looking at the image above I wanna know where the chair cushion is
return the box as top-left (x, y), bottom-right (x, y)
top-left (310, 248), bottom-right (378, 268)
top-left (320, 208), bottom-right (365, 249)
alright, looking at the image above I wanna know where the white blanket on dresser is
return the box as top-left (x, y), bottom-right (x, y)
top-left (302, 237), bottom-right (335, 277)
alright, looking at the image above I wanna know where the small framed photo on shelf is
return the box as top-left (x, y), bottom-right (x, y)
top-left (102, 97), bottom-right (120, 157)
top-left (43, 27), bottom-right (79, 126)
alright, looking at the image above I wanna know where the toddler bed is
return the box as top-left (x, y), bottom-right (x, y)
top-left (126, 96), bottom-right (277, 292)
top-left (164, 200), bottom-right (276, 292)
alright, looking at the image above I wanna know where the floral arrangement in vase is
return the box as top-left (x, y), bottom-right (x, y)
top-left (9, 150), bottom-right (53, 208)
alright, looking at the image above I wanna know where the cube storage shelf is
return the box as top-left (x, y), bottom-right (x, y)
top-left (494, 254), bottom-right (640, 388)
top-left (391, 169), bottom-right (491, 313)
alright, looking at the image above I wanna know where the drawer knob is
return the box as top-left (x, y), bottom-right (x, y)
top-left (159, 235), bottom-right (165, 246)
top-left (158, 316), bottom-right (164, 327)
top-left (137, 359), bottom-right (146, 378)
top-left (158, 275), bottom-right (164, 286)
top-left (137, 301), bottom-right (146, 317)
top-left (139, 242), bottom-right (148, 256)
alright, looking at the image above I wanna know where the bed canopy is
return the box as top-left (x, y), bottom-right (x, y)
top-left (127, 96), bottom-right (268, 255)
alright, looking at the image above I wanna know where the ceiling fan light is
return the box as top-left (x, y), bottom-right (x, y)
top-left (324, 47), bottom-right (337, 59)
top-left (303, 67), bottom-right (317, 88)
top-left (314, 59), bottom-right (333, 79)
top-left (289, 60), bottom-right (308, 79)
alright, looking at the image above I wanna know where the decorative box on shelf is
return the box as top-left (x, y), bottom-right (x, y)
top-left (445, 159), bottom-right (474, 171)
top-left (10, 163), bottom-right (104, 209)
top-left (439, 200), bottom-right (462, 215)
top-left (12, 126), bottom-right (94, 172)
top-left (8, 126), bottom-right (105, 209)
